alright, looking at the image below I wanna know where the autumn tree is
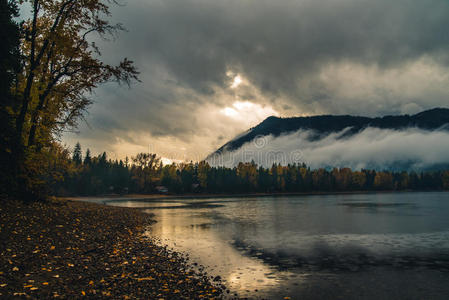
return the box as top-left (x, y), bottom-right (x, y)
top-left (397, 171), bottom-right (410, 190)
top-left (5, 0), bottom-right (138, 199)
top-left (373, 172), bottom-right (394, 190)
top-left (332, 168), bottom-right (353, 191)
top-left (131, 153), bottom-right (162, 193)
top-left (351, 171), bottom-right (367, 190)
top-left (161, 164), bottom-right (181, 193)
top-left (197, 161), bottom-right (211, 190)
top-left (237, 161), bottom-right (258, 191)
top-left (13, 0), bottom-right (139, 149)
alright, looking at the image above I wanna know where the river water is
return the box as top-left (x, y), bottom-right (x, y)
top-left (105, 192), bottom-right (449, 299)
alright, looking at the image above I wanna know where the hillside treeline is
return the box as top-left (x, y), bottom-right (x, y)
top-left (54, 143), bottom-right (449, 196)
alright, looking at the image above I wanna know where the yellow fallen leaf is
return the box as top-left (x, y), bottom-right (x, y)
top-left (42, 282), bottom-right (49, 286)
top-left (136, 277), bottom-right (155, 281)
top-left (89, 280), bottom-right (94, 285)
top-left (50, 246), bottom-right (55, 250)
top-left (81, 291), bottom-right (86, 296)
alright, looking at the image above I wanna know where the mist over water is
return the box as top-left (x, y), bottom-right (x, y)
top-left (208, 127), bottom-right (449, 170)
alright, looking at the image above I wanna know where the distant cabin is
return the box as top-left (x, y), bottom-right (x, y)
top-left (155, 186), bottom-right (168, 194)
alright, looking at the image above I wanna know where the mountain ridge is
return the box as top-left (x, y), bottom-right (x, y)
top-left (212, 107), bottom-right (449, 155)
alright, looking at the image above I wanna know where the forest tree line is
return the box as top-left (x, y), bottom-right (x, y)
top-left (52, 143), bottom-right (449, 196)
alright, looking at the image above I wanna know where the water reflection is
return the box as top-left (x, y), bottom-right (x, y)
top-left (144, 208), bottom-right (293, 297)
top-left (106, 192), bottom-right (449, 299)
top-left (108, 201), bottom-right (187, 208)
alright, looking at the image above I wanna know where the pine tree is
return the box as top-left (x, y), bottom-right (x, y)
top-left (72, 142), bottom-right (82, 165)
top-left (84, 149), bottom-right (91, 165)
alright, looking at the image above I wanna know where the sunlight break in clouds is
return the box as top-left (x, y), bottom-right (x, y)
top-left (220, 101), bottom-right (278, 122)
top-left (231, 75), bottom-right (243, 89)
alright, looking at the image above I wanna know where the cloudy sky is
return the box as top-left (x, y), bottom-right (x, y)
top-left (63, 0), bottom-right (449, 162)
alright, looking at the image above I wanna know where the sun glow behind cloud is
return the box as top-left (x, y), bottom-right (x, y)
top-left (231, 75), bottom-right (243, 88)
top-left (220, 101), bottom-right (278, 122)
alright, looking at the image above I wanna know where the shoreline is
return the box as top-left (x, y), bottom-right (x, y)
top-left (0, 198), bottom-right (225, 298)
top-left (63, 189), bottom-right (447, 203)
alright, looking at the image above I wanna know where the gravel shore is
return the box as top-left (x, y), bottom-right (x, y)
top-left (0, 198), bottom-right (225, 299)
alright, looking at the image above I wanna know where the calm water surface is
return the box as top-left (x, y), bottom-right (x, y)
top-left (105, 192), bottom-right (449, 299)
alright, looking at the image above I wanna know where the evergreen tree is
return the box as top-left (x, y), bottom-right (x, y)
top-left (84, 149), bottom-right (92, 165)
top-left (72, 142), bottom-right (82, 165)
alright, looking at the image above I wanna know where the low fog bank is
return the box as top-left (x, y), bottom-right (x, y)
top-left (207, 127), bottom-right (449, 170)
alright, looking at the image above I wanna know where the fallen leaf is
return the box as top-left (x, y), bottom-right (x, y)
top-left (136, 277), bottom-right (155, 281)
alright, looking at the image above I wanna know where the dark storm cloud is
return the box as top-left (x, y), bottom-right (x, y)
top-left (113, 0), bottom-right (449, 97)
top-left (64, 0), bottom-right (449, 158)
